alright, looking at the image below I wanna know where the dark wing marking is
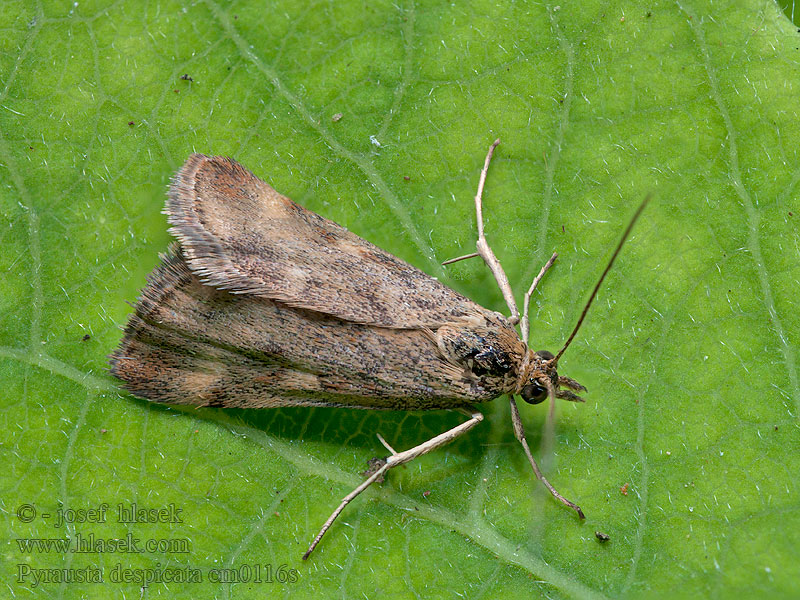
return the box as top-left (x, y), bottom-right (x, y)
top-left (110, 246), bottom-right (504, 409)
top-left (165, 154), bottom-right (492, 329)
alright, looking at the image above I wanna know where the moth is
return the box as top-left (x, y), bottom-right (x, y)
top-left (110, 140), bottom-right (646, 559)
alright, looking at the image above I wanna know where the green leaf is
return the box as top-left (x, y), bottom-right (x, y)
top-left (2, 0), bottom-right (798, 598)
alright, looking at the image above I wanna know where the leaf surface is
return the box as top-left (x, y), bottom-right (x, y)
top-left (1, 1), bottom-right (798, 597)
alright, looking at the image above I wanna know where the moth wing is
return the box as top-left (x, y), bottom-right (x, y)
top-left (166, 154), bottom-right (490, 328)
top-left (110, 246), bottom-right (502, 409)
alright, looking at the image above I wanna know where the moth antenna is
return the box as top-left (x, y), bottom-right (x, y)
top-left (552, 196), bottom-right (650, 364)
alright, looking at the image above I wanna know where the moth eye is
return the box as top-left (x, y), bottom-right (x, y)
top-left (521, 383), bottom-right (548, 404)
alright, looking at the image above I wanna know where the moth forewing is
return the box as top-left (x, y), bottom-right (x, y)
top-left (165, 154), bottom-right (493, 329)
top-left (111, 141), bottom-right (646, 560)
top-left (110, 246), bottom-right (509, 410)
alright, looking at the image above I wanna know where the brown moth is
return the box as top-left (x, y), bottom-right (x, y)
top-left (110, 140), bottom-right (646, 559)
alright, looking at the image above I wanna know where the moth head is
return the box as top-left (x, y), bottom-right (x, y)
top-left (519, 350), bottom-right (586, 405)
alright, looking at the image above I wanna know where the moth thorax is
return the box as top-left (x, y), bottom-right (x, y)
top-left (434, 323), bottom-right (522, 391)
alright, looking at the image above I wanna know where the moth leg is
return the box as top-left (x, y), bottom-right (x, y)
top-left (376, 432), bottom-right (398, 455)
top-left (442, 139), bottom-right (520, 323)
top-left (303, 408), bottom-right (484, 560)
top-left (508, 397), bottom-right (585, 519)
top-left (520, 252), bottom-right (558, 342)
top-left (472, 139), bottom-right (522, 323)
top-left (442, 251), bottom-right (479, 265)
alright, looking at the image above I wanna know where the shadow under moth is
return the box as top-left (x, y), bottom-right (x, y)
top-left (110, 140), bottom-right (646, 559)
